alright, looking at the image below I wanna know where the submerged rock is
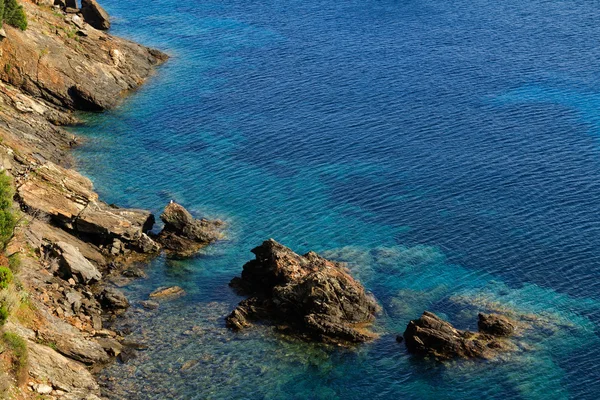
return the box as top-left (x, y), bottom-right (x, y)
top-left (478, 313), bottom-right (516, 336)
top-left (226, 239), bottom-right (379, 344)
top-left (149, 286), bottom-right (186, 299)
top-left (403, 311), bottom-right (515, 360)
top-left (156, 202), bottom-right (224, 258)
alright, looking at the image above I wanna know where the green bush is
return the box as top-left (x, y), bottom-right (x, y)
top-left (0, 173), bottom-right (15, 250)
top-left (1, 0), bottom-right (27, 31)
top-left (0, 266), bottom-right (12, 289)
top-left (0, 303), bottom-right (8, 325)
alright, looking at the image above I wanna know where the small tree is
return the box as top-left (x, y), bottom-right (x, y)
top-left (3, 0), bottom-right (27, 31)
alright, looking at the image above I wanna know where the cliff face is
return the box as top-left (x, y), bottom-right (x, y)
top-left (0, 1), bottom-right (167, 398)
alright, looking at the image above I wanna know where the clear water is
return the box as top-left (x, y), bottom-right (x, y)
top-left (73, 0), bottom-right (600, 398)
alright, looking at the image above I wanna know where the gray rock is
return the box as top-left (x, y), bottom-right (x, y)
top-left (50, 241), bottom-right (102, 284)
top-left (140, 300), bottom-right (159, 310)
top-left (71, 15), bottom-right (85, 29)
top-left (28, 341), bottom-right (100, 394)
top-left (35, 383), bottom-right (53, 394)
top-left (65, 291), bottom-right (83, 313)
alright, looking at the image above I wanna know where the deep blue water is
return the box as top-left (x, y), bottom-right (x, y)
top-left (73, 0), bottom-right (600, 398)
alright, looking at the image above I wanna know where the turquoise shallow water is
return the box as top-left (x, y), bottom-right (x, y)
top-left (73, 0), bottom-right (600, 398)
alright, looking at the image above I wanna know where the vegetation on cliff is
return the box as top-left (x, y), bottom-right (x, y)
top-left (0, 172), bottom-right (15, 248)
top-left (0, 0), bottom-right (27, 31)
top-left (0, 171), bottom-right (15, 327)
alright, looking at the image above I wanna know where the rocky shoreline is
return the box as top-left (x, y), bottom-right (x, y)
top-left (0, 1), bottom-right (210, 398)
top-left (0, 0), bottom-right (529, 398)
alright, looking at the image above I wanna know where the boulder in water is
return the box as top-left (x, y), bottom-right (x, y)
top-left (403, 311), bottom-right (515, 360)
top-left (226, 239), bottom-right (379, 345)
top-left (156, 202), bottom-right (224, 258)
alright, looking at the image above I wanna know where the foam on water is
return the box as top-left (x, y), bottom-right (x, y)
top-left (72, 0), bottom-right (600, 397)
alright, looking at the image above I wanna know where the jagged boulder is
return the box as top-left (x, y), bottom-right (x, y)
top-left (403, 311), bottom-right (515, 360)
top-left (226, 239), bottom-right (379, 344)
top-left (50, 241), bottom-right (102, 284)
top-left (81, 0), bottom-right (110, 30)
top-left (478, 313), bottom-right (515, 336)
top-left (155, 202), bottom-right (224, 257)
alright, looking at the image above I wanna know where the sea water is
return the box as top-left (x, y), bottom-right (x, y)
top-left (72, 0), bottom-right (600, 398)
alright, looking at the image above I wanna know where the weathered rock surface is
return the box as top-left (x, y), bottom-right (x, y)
top-left (37, 326), bottom-right (110, 365)
top-left (478, 313), bottom-right (516, 337)
top-left (28, 341), bottom-right (100, 395)
top-left (403, 311), bottom-right (515, 360)
top-left (80, 0), bottom-right (110, 30)
top-left (0, 2), bottom-right (168, 112)
top-left (226, 239), bottom-right (379, 344)
top-left (156, 202), bottom-right (224, 257)
top-left (17, 160), bottom-right (159, 255)
top-left (49, 241), bottom-right (102, 284)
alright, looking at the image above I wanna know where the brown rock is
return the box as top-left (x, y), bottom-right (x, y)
top-left (156, 202), bottom-right (224, 258)
top-left (226, 239), bottom-right (379, 344)
top-left (149, 286), bottom-right (185, 299)
top-left (403, 311), bottom-right (514, 360)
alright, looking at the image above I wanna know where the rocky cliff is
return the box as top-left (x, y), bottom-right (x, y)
top-left (0, 1), bottom-right (169, 398)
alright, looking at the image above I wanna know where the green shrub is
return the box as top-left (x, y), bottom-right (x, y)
top-left (0, 303), bottom-right (8, 325)
top-left (0, 173), bottom-right (15, 250)
top-left (1, 0), bottom-right (27, 31)
top-left (0, 266), bottom-right (12, 289)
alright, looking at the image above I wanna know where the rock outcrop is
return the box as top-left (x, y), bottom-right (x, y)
top-left (0, 1), bottom-right (168, 112)
top-left (17, 161), bottom-right (158, 253)
top-left (155, 202), bottom-right (224, 257)
top-left (226, 239), bottom-right (379, 344)
top-left (403, 311), bottom-right (515, 360)
top-left (80, 0), bottom-right (110, 30)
